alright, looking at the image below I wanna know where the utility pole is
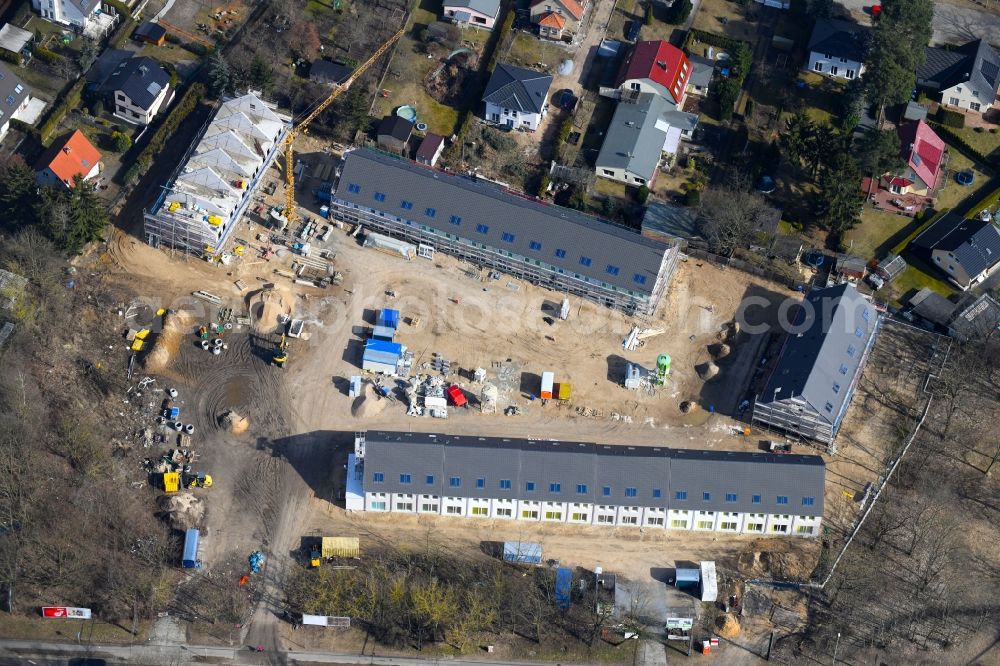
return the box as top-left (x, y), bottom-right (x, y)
top-left (832, 631), bottom-right (841, 666)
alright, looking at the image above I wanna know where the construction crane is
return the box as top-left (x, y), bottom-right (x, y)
top-left (282, 26), bottom-right (406, 221)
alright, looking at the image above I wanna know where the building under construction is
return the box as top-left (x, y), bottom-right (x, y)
top-left (327, 149), bottom-right (681, 315)
top-left (143, 92), bottom-right (291, 257)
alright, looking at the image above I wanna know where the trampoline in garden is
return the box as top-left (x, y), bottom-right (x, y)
top-left (396, 105), bottom-right (417, 122)
top-left (956, 170), bottom-right (975, 186)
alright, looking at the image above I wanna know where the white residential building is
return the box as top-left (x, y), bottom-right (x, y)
top-left (31, 0), bottom-right (118, 38)
top-left (482, 63), bottom-right (552, 132)
top-left (345, 432), bottom-right (826, 538)
top-left (806, 18), bottom-right (870, 81)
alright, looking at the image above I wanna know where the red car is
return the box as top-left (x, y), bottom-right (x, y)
top-left (447, 384), bottom-right (468, 408)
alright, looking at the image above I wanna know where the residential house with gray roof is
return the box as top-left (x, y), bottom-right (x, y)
top-left (917, 39), bottom-right (1000, 115)
top-left (482, 63), bottom-right (552, 132)
top-left (753, 283), bottom-right (881, 446)
top-left (806, 18), bottom-right (870, 81)
top-left (442, 0), bottom-right (501, 30)
top-left (346, 431), bottom-right (826, 536)
top-left (0, 64), bottom-right (32, 141)
top-left (914, 212), bottom-right (1000, 290)
top-left (595, 92), bottom-right (698, 186)
top-left (93, 55), bottom-right (173, 125)
top-left (31, 0), bottom-right (118, 38)
top-left (326, 148), bottom-right (680, 314)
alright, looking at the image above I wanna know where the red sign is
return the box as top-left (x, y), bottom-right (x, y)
top-left (42, 607), bottom-right (91, 619)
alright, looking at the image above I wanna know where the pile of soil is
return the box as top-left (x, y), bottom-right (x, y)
top-left (220, 410), bottom-right (249, 434)
top-left (697, 361), bottom-right (720, 380)
top-left (251, 289), bottom-right (291, 334)
top-left (351, 383), bottom-right (387, 418)
top-left (716, 613), bottom-right (741, 638)
top-left (158, 493), bottom-right (205, 531)
top-left (145, 309), bottom-right (195, 373)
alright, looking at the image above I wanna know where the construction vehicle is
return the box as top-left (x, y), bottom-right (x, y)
top-left (282, 25), bottom-right (405, 222)
top-left (184, 472), bottom-right (213, 489)
top-left (163, 471), bottom-right (181, 493)
top-left (272, 334), bottom-right (288, 367)
top-left (309, 545), bottom-right (322, 567)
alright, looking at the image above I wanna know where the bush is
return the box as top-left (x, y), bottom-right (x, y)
top-left (644, 4), bottom-right (653, 25)
top-left (537, 173), bottom-right (550, 197)
top-left (0, 49), bottom-right (20, 65)
top-left (685, 189), bottom-right (701, 206)
top-left (667, 0), bottom-right (694, 24)
top-left (684, 29), bottom-right (747, 54)
top-left (89, 98), bottom-right (104, 116)
top-left (938, 107), bottom-right (966, 128)
top-left (109, 18), bottom-right (138, 49)
top-left (165, 33), bottom-right (183, 45)
top-left (992, 128), bottom-right (999, 134)
top-left (38, 78), bottom-right (86, 144)
top-left (185, 41), bottom-right (210, 57)
top-left (717, 78), bottom-right (741, 120)
top-left (636, 185), bottom-right (650, 204)
top-left (130, 83), bottom-right (205, 180)
top-left (111, 131), bottom-right (132, 152)
top-left (34, 46), bottom-right (59, 64)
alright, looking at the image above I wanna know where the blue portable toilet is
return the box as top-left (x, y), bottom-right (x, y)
top-left (182, 529), bottom-right (201, 569)
top-left (555, 567), bottom-right (572, 609)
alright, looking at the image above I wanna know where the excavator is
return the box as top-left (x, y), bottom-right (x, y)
top-left (272, 334), bottom-right (288, 368)
top-left (281, 24), bottom-right (406, 223)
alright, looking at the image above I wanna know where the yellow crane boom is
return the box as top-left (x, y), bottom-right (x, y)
top-left (283, 27), bottom-right (406, 220)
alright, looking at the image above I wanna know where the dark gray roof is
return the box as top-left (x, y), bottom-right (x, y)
top-left (100, 56), bottom-right (169, 110)
top-left (904, 101), bottom-right (928, 121)
top-left (949, 294), bottom-right (1000, 341)
top-left (445, 0), bottom-right (501, 17)
top-left (807, 18), bottom-right (871, 63)
top-left (377, 115), bottom-right (413, 141)
top-left (917, 40), bottom-right (1000, 95)
top-left (909, 287), bottom-right (957, 327)
top-left (688, 55), bottom-right (713, 89)
top-left (930, 217), bottom-right (1000, 278)
top-left (71, 0), bottom-right (101, 14)
top-left (415, 133), bottom-right (445, 161)
top-left (642, 202), bottom-right (699, 241)
top-left (134, 21), bottom-right (167, 41)
top-left (87, 48), bottom-right (132, 86)
top-left (483, 63), bottom-right (552, 114)
top-left (0, 64), bottom-right (29, 122)
top-left (363, 431), bottom-right (826, 516)
top-left (596, 93), bottom-right (669, 179)
top-left (309, 60), bottom-right (352, 84)
top-left (335, 149), bottom-right (670, 293)
top-left (760, 284), bottom-right (879, 427)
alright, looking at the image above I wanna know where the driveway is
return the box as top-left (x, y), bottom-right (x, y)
top-left (549, 0), bottom-right (618, 96)
top-left (834, 0), bottom-right (1000, 45)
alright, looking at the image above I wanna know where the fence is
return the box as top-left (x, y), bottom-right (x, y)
top-left (685, 248), bottom-right (797, 288)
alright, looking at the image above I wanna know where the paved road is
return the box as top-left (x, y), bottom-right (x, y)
top-left (0, 638), bottom-right (607, 666)
top-left (834, 0), bottom-right (1000, 45)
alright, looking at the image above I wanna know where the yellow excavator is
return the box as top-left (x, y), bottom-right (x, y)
top-left (281, 25), bottom-right (406, 222)
top-left (272, 334), bottom-right (288, 368)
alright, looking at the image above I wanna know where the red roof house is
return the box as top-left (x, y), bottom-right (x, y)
top-left (616, 40), bottom-right (692, 105)
top-left (894, 119), bottom-right (946, 194)
top-left (35, 129), bottom-right (102, 189)
top-left (529, 0), bottom-right (583, 39)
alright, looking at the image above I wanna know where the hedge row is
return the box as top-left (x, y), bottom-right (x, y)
top-left (926, 120), bottom-right (995, 166)
top-left (684, 29), bottom-right (749, 54)
top-left (128, 82), bottom-right (206, 182)
top-left (937, 107), bottom-right (965, 128)
top-left (109, 17), bottom-right (138, 49)
top-left (484, 5), bottom-right (515, 74)
top-left (0, 49), bottom-right (20, 65)
top-left (38, 78), bottom-right (86, 144)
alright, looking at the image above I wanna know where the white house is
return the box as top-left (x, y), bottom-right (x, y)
top-left (918, 39), bottom-right (1000, 115)
top-left (482, 63), bottom-right (552, 132)
top-left (915, 213), bottom-right (1000, 291)
top-left (34, 129), bottom-right (102, 188)
top-left (806, 18), bottom-right (870, 81)
top-left (0, 64), bottom-right (33, 141)
top-left (347, 431), bottom-right (826, 538)
top-left (95, 56), bottom-right (173, 125)
top-left (442, 0), bottom-right (501, 30)
top-left (30, 0), bottom-right (118, 38)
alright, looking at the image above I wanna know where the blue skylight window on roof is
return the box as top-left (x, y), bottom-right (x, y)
top-left (476, 223), bottom-right (489, 234)
top-left (449, 215), bottom-right (461, 225)
top-left (502, 232), bottom-right (515, 243)
top-left (550, 482), bottom-right (561, 493)
top-left (347, 183), bottom-right (361, 193)
top-left (752, 494), bottom-right (761, 504)
top-left (606, 265), bottom-right (620, 276)
top-left (373, 192), bottom-right (386, 202)
top-left (839, 364), bottom-right (849, 375)
top-left (602, 486), bottom-right (611, 496)
top-left (675, 491), bottom-right (687, 500)
top-left (824, 402), bottom-right (834, 412)
top-left (862, 308), bottom-right (871, 321)
top-left (777, 495), bottom-right (789, 505)
top-left (633, 274), bottom-right (647, 285)
top-left (703, 492), bottom-right (711, 501)
top-left (425, 207), bottom-right (436, 218)
top-left (625, 487), bottom-right (637, 497)
top-left (449, 476), bottom-right (461, 487)
top-left (4, 95), bottom-right (12, 105)
top-left (400, 474), bottom-right (411, 484)
top-left (525, 481), bottom-right (535, 491)
top-left (832, 383), bottom-right (841, 394)
top-left (576, 484), bottom-right (587, 494)
top-left (400, 200), bottom-right (413, 210)
top-left (847, 344), bottom-right (857, 357)
top-left (499, 479), bottom-right (512, 489)
top-left (555, 248), bottom-right (567, 259)
top-left (802, 496), bottom-right (815, 506)
top-left (855, 327), bottom-right (864, 337)
top-left (476, 478), bottom-right (485, 488)
top-left (725, 493), bottom-right (737, 502)
top-left (81, 160), bottom-right (89, 167)
top-left (529, 241), bottom-right (542, 251)
top-left (373, 472), bottom-right (384, 483)
top-left (653, 488), bottom-right (662, 498)
top-left (426, 475), bottom-right (434, 484)
top-left (579, 256), bottom-right (592, 267)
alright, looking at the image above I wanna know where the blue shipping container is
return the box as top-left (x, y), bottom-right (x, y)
top-left (182, 528), bottom-right (201, 569)
top-left (372, 325), bottom-right (395, 342)
top-left (555, 567), bottom-right (572, 609)
top-left (378, 308), bottom-right (400, 329)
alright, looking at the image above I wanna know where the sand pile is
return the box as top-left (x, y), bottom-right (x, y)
top-left (697, 361), bottom-right (720, 380)
top-left (710, 343), bottom-right (731, 360)
top-left (145, 309), bottom-right (195, 373)
top-left (716, 613), bottom-right (741, 638)
top-left (251, 289), bottom-right (291, 334)
top-left (158, 493), bottom-right (205, 531)
top-left (220, 410), bottom-right (249, 434)
top-left (351, 383), bottom-right (387, 418)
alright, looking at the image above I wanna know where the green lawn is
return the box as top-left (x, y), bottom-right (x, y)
top-left (936, 151), bottom-right (990, 210)
top-left (886, 257), bottom-right (954, 307)
top-left (503, 32), bottom-right (567, 70)
top-left (844, 208), bottom-right (914, 260)
top-left (951, 125), bottom-right (1000, 160)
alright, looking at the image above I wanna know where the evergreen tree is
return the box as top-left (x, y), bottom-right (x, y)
top-left (36, 179), bottom-right (108, 254)
top-left (814, 153), bottom-right (864, 236)
top-left (0, 156), bottom-right (37, 232)
top-left (781, 111), bottom-right (815, 169)
top-left (207, 50), bottom-right (232, 98)
top-left (864, 0), bottom-right (933, 113)
top-left (857, 127), bottom-right (902, 195)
